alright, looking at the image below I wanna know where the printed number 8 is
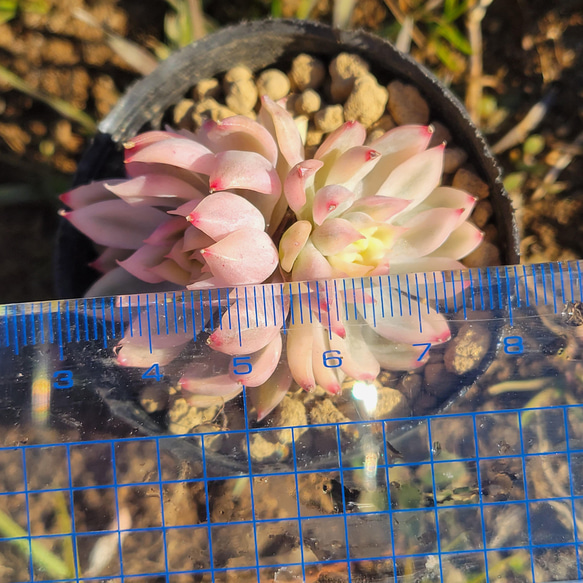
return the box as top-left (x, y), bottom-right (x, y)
top-left (503, 336), bottom-right (524, 355)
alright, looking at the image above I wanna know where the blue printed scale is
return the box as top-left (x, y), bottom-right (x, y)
top-left (0, 261), bottom-right (583, 583)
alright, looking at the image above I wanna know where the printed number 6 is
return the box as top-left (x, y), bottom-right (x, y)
top-left (53, 370), bottom-right (73, 389)
top-left (233, 356), bottom-right (252, 375)
top-left (323, 350), bottom-right (343, 368)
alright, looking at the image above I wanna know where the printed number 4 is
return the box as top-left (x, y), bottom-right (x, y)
top-left (142, 363), bottom-right (163, 382)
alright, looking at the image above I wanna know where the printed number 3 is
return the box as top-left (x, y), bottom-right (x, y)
top-left (53, 370), bottom-right (73, 389)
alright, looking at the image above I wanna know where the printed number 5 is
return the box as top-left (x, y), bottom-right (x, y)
top-left (233, 356), bottom-right (252, 375)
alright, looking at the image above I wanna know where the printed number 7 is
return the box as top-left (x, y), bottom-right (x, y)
top-left (412, 343), bottom-right (432, 361)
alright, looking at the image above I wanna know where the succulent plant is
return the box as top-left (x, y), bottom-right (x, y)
top-left (61, 96), bottom-right (483, 421)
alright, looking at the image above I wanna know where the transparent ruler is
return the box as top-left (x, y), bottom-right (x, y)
top-left (1, 261), bottom-right (583, 583)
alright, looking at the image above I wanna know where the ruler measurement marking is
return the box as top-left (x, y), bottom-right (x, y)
top-left (388, 276), bottom-right (394, 317)
top-left (20, 309), bottom-right (27, 347)
top-left (137, 295), bottom-right (143, 337)
top-left (280, 284), bottom-right (287, 334)
top-left (433, 272), bottom-right (439, 314)
top-left (460, 272), bottom-right (467, 320)
top-left (469, 270), bottom-right (476, 312)
top-left (568, 263), bottom-right (576, 303)
top-left (190, 291), bottom-right (197, 341)
top-left (549, 263), bottom-right (558, 314)
top-left (558, 262), bottom-right (566, 304)
top-left (522, 265), bottom-right (530, 307)
top-left (496, 267), bottom-right (503, 310)
top-left (343, 279), bottom-right (349, 320)
top-left (541, 263), bottom-right (548, 305)
top-left (513, 265), bottom-right (521, 307)
top-left (244, 288), bottom-right (250, 329)
top-left (378, 276), bottom-right (385, 318)
top-left (208, 290), bottom-right (214, 331)
top-left (118, 299), bottom-right (124, 339)
top-left (129, 296), bottom-right (134, 337)
top-left (361, 277), bottom-right (368, 320)
top-left (262, 286), bottom-right (268, 328)
top-left (235, 287), bottom-right (243, 347)
top-left (504, 267), bottom-right (514, 327)
top-left (352, 278), bottom-right (358, 321)
top-left (11, 308), bottom-right (18, 354)
top-left (289, 283), bottom-right (295, 325)
top-left (406, 274), bottom-right (412, 316)
top-left (57, 302), bottom-right (64, 360)
top-left (415, 274), bottom-right (422, 333)
top-left (316, 283), bottom-right (323, 323)
top-left (477, 269), bottom-right (485, 311)
top-left (369, 278), bottom-right (377, 329)
top-left (172, 293), bottom-right (178, 334)
top-left (253, 287), bottom-right (259, 328)
top-left (424, 272), bottom-right (430, 314)
top-left (163, 293), bottom-right (169, 335)
top-left (109, 297), bottom-right (116, 338)
top-left (531, 264), bottom-right (539, 306)
top-left (146, 296), bottom-right (153, 354)
top-left (299, 282), bottom-right (305, 324)
top-left (486, 267), bottom-right (494, 310)
top-left (396, 275), bottom-right (403, 317)
top-left (199, 290), bottom-right (205, 334)
top-left (273, 285), bottom-right (279, 328)
top-left (216, 289), bottom-right (222, 330)
top-left (451, 271), bottom-right (458, 313)
top-left (49, 300), bottom-right (55, 344)
top-left (578, 262), bottom-right (583, 303)
top-left (307, 282), bottom-right (314, 323)
top-left (30, 306), bottom-right (36, 345)
top-left (442, 272), bottom-right (449, 314)
top-left (3, 306), bottom-right (10, 347)
top-left (101, 298), bottom-right (108, 348)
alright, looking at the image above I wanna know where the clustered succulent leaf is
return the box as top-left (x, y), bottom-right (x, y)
top-left (62, 95), bottom-right (483, 420)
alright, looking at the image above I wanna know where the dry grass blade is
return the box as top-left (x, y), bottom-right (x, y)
top-left (333, 0), bottom-right (358, 29)
top-left (382, 0), bottom-right (426, 48)
top-left (73, 7), bottom-right (159, 76)
top-left (0, 65), bottom-right (96, 133)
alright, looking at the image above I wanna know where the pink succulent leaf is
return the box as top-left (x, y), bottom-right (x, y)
top-left (413, 186), bottom-right (477, 227)
top-left (286, 303), bottom-right (316, 391)
top-left (124, 161), bottom-right (209, 193)
top-left (182, 225), bottom-right (215, 251)
top-left (312, 184), bottom-right (357, 225)
top-left (369, 124), bottom-right (434, 156)
top-left (125, 138), bottom-right (214, 174)
top-left (429, 222), bottom-right (484, 260)
top-left (391, 207), bottom-right (465, 258)
top-left (149, 259), bottom-right (191, 286)
top-left (311, 218), bottom-right (364, 256)
top-left (186, 191), bottom-right (265, 241)
top-left (209, 151), bottom-right (281, 195)
top-left (358, 287), bottom-right (451, 345)
top-left (346, 196), bottom-right (410, 222)
top-left (60, 179), bottom-right (121, 210)
top-left (388, 256), bottom-right (466, 275)
top-left (166, 239), bottom-right (194, 272)
top-left (200, 228), bottom-right (278, 285)
top-left (315, 121), bottom-right (367, 161)
top-left (168, 199), bottom-right (201, 218)
top-left (180, 365), bottom-right (242, 400)
top-left (279, 220), bottom-right (311, 273)
top-left (317, 285), bottom-right (347, 339)
top-left (123, 130), bottom-right (185, 155)
top-left (206, 115), bottom-right (279, 166)
top-left (84, 267), bottom-right (162, 297)
top-left (312, 322), bottom-right (343, 395)
top-left (249, 356), bottom-right (294, 421)
top-left (283, 159), bottom-right (323, 213)
top-left (291, 240), bottom-right (334, 282)
top-left (329, 321), bottom-right (380, 381)
top-left (363, 125), bottom-right (435, 194)
top-left (117, 244), bottom-right (170, 284)
top-left (228, 334), bottom-right (282, 387)
top-left (62, 200), bottom-right (168, 249)
top-left (207, 286), bottom-right (287, 355)
top-left (376, 145), bottom-right (445, 211)
top-left (115, 307), bottom-right (193, 367)
top-left (89, 247), bottom-right (132, 273)
top-left (327, 256), bottom-right (372, 278)
top-left (143, 217), bottom-right (188, 246)
top-left (104, 174), bottom-right (204, 207)
top-left (361, 327), bottom-right (429, 370)
top-left (258, 95), bottom-right (304, 169)
top-left (186, 276), bottom-right (227, 290)
top-left (324, 146), bottom-right (381, 191)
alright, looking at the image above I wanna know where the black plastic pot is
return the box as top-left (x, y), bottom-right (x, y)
top-left (56, 18), bottom-right (519, 299)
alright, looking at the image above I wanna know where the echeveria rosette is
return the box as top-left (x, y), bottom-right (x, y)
top-left (60, 96), bottom-right (483, 422)
top-left (270, 121), bottom-right (483, 401)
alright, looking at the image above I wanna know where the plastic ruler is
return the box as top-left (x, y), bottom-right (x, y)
top-left (1, 261), bottom-right (583, 583)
